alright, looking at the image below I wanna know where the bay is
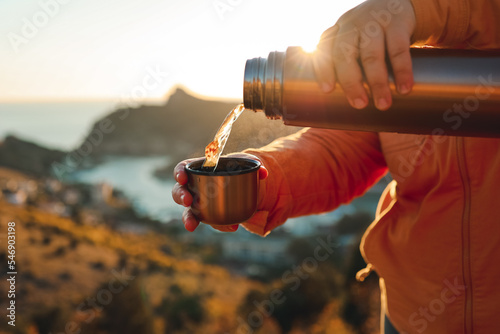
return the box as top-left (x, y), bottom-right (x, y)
top-left (68, 156), bottom-right (183, 222)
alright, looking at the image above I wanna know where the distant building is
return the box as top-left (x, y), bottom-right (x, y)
top-left (91, 183), bottom-right (113, 205)
top-left (62, 188), bottom-right (81, 205)
top-left (79, 209), bottom-right (103, 226)
top-left (45, 179), bottom-right (62, 193)
top-left (39, 201), bottom-right (70, 217)
top-left (6, 189), bottom-right (27, 206)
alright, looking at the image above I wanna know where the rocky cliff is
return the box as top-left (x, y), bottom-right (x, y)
top-left (0, 135), bottom-right (65, 177)
top-left (0, 88), bottom-right (301, 179)
top-left (75, 88), bottom-right (301, 171)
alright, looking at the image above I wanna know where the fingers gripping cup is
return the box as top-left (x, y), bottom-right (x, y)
top-left (185, 157), bottom-right (261, 225)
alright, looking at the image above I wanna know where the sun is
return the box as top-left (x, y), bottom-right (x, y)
top-left (300, 37), bottom-right (321, 53)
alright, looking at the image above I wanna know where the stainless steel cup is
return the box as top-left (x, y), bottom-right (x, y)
top-left (185, 157), bottom-right (260, 225)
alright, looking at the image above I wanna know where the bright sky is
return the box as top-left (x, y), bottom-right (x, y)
top-left (0, 0), bottom-right (363, 102)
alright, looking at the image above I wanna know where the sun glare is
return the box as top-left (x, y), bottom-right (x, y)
top-left (300, 37), bottom-right (320, 53)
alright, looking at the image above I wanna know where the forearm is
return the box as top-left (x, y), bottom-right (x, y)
top-left (242, 128), bottom-right (388, 236)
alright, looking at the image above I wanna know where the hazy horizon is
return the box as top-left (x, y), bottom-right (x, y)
top-left (0, 84), bottom-right (242, 104)
top-left (1, 0), bottom-right (363, 101)
top-left (0, 87), bottom-right (243, 151)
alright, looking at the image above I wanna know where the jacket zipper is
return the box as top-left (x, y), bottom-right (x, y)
top-left (457, 137), bottom-right (473, 334)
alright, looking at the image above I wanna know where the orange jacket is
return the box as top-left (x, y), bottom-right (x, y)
top-left (242, 0), bottom-right (500, 333)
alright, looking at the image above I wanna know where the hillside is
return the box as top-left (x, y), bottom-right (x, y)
top-left (0, 166), bottom-right (380, 334)
top-left (0, 135), bottom-right (65, 177)
top-left (0, 196), bottom-right (380, 334)
top-left (0, 189), bottom-right (267, 334)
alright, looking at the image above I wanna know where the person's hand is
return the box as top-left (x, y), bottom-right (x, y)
top-left (313, 0), bottom-right (416, 110)
top-left (171, 153), bottom-right (268, 233)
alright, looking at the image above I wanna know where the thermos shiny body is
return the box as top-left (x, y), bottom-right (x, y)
top-left (244, 47), bottom-right (500, 137)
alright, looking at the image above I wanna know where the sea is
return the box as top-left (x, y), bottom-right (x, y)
top-left (0, 101), bottom-right (117, 151)
top-left (0, 102), bottom-right (382, 235)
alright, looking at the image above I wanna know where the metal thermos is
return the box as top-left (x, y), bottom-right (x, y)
top-left (243, 47), bottom-right (500, 137)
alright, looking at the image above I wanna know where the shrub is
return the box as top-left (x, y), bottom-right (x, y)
top-left (86, 279), bottom-right (155, 334)
top-left (159, 285), bottom-right (205, 333)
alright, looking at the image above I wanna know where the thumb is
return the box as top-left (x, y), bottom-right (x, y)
top-left (313, 25), bottom-right (339, 93)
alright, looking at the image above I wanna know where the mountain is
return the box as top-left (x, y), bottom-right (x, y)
top-left (0, 88), bottom-right (301, 179)
top-left (75, 88), bottom-right (301, 173)
top-left (0, 135), bottom-right (65, 177)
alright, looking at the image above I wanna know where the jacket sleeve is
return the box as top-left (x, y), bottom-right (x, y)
top-left (240, 128), bottom-right (388, 236)
top-left (411, 0), bottom-right (500, 48)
